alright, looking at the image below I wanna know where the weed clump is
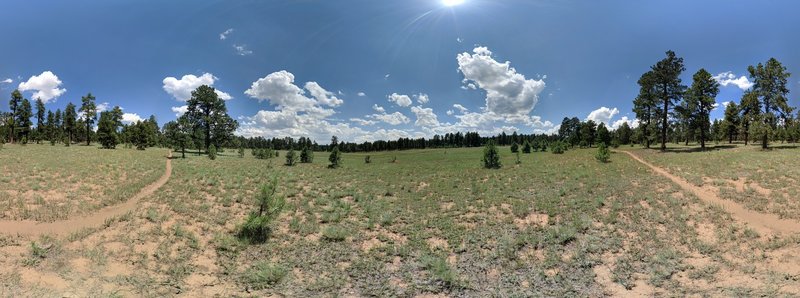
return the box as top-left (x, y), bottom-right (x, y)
top-left (550, 141), bottom-right (567, 154)
top-left (244, 261), bottom-right (287, 289)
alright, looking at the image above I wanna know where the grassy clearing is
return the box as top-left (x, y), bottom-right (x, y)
top-left (630, 143), bottom-right (800, 219)
top-left (0, 144), bottom-right (165, 221)
top-left (0, 145), bottom-right (798, 296)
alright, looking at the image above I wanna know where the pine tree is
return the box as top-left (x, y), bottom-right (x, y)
top-left (34, 99), bottom-right (45, 144)
top-left (651, 50), bottom-right (687, 151)
top-left (185, 85), bottom-right (238, 151)
top-left (80, 93), bottom-right (97, 146)
top-left (596, 123), bottom-right (611, 146)
top-left (8, 90), bottom-right (22, 143)
top-left (684, 69), bottom-right (720, 149)
top-left (300, 146), bottom-right (313, 163)
top-left (97, 107), bottom-right (123, 149)
top-left (522, 140), bottom-right (532, 153)
top-left (15, 98), bottom-right (33, 144)
top-left (595, 143), bottom-right (610, 163)
top-left (328, 146), bottom-right (341, 168)
top-left (64, 102), bottom-right (77, 146)
top-left (510, 142), bottom-right (519, 153)
top-left (481, 140), bottom-right (501, 169)
top-left (285, 149), bottom-right (297, 166)
top-left (748, 58), bottom-right (792, 149)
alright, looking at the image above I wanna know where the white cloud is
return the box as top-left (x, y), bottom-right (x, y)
top-left (410, 106), bottom-right (439, 127)
top-left (452, 104), bottom-right (468, 113)
top-left (233, 44), bottom-right (253, 56)
top-left (713, 71), bottom-right (753, 90)
top-left (457, 47), bottom-right (546, 115)
top-left (586, 107), bottom-right (620, 126)
top-left (456, 37), bottom-right (463, 43)
top-left (304, 81), bottom-right (343, 107)
top-left (372, 104), bottom-right (385, 113)
top-left (415, 93), bottom-right (429, 104)
top-left (219, 28), bottom-right (234, 40)
top-left (171, 105), bottom-right (188, 117)
top-left (368, 111), bottom-right (410, 125)
top-left (357, 92), bottom-right (366, 97)
top-left (17, 71), bottom-right (66, 103)
top-left (350, 118), bottom-right (376, 126)
top-left (1, 78), bottom-right (12, 84)
top-left (96, 102), bottom-right (111, 113)
top-left (121, 113), bottom-right (144, 124)
top-left (162, 73), bottom-right (232, 102)
top-left (384, 74), bottom-right (390, 79)
top-left (446, 110), bottom-right (454, 116)
top-left (611, 116), bottom-right (639, 130)
top-left (388, 93), bottom-right (412, 107)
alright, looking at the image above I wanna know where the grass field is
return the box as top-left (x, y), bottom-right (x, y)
top-left (632, 143), bottom-right (800, 220)
top-left (0, 144), bottom-right (165, 222)
top-left (0, 145), bottom-right (799, 296)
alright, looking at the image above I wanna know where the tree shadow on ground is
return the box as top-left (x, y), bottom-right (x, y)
top-left (648, 144), bottom-right (738, 153)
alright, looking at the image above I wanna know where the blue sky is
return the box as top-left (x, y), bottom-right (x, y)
top-left (1, 0), bottom-right (798, 143)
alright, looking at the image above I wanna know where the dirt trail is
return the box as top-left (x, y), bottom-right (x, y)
top-left (0, 151), bottom-right (172, 237)
top-left (619, 150), bottom-right (800, 235)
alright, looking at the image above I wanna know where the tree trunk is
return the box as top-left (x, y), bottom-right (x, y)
top-left (661, 92), bottom-right (668, 151)
top-left (700, 124), bottom-right (706, 149)
top-left (86, 122), bottom-right (91, 146)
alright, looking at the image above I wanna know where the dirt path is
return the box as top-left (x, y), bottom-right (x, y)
top-left (0, 151), bottom-right (172, 237)
top-left (619, 150), bottom-right (800, 235)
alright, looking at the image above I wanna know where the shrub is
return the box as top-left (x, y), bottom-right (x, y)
top-left (285, 149), bottom-right (297, 166)
top-left (482, 140), bottom-right (502, 169)
top-left (522, 140), bottom-right (532, 153)
top-left (322, 225), bottom-right (348, 241)
top-left (244, 262), bottom-right (288, 289)
top-left (364, 155), bottom-right (371, 164)
top-left (238, 146), bottom-right (245, 158)
top-left (596, 143), bottom-right (610, 163)
top-left (238, 177), bottom-right (285, 243)
top-left (551, 141), bottom-right (567, 154)
top-left (299, 146), bottom-right (313, 163)
top-left (510, 142), bottom-right (519, 153)
top-left (208, 144), bottom-right (217, 160)
top-left (253, 148), bottom-right (275, 159)
top-left (328, 146), bottom-right (341, 168)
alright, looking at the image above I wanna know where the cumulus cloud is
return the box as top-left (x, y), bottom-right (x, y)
top-left (219, 28), bottom-right (234, 40)
top-left (388, 93), bottom-right (412, 107)
top-left (121, 113), bottom-right (144, 124)
top-left (357, 92), bottom-right (366, 97)
top-left (446, 110), bottom-right (454, 116)
top-left (171, 105), bottom-right (188, 117)
top-left (162, 73), bottom-right (232, 102)
top-left (415, 93), bottom-right (429, 104)
top-left (713, 72), bottom-right (753, 90)
top-left (17, 71), bottom-right (66, 103)
top-left (233, 44), bottom-right (253, 56)
top-left (452, 104), bottom-right (468, 114)
top-left (96, 102), bottom-right (111, 113)
top-left (304, 81), bottom-right (343, 107)
top-left (368, 111), bottom-right (410, 125)
top-left (586, 107), bottom-right (620, 126)
top-left (410, 106), bottom-right (439, 127)
top-left (457, 47), bottom-right (545, 115)
top-left (1, 78), bottom-right (12, 84)
top-left (350, 118), bottom-right (376, 126)
top-left (611, 116), bottom-right (639, 129)
top-left (372, 104), bottom-right (385, 113)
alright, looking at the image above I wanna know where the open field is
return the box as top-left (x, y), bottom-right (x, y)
top-left (632, 143), bottom-right (800, 220)
top-left (0, 144), bottom-right (165, 222)
top-left (1, 145), bottom-right (799, 296)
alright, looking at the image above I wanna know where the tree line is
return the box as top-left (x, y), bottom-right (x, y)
top-left (633, 51), bottom-right (794, 150)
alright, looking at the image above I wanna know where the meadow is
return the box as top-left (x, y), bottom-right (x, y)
top-left (0, 144), bottom-right (799, 297)
top-left (0, 144), bottom-right (164, 222)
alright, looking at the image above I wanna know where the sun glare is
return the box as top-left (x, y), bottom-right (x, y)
top-left (442, 0), bottom-right (465, 7)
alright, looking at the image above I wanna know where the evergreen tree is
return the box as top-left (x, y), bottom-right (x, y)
top-left (481, 140), bottom-right (501, 169)
top-left (723, 101), bottom-right (741, 143)
top-left (64, 102), bottom-right (77, 145)
top-left (285, 149), bottom-right (297, 166)
top-left (579, 120), bottom-right (597, 147)
top-left (748, 58), bottom-right (792, 149)
top-left (34, 98), bottom-right (45, 143)
top-left (54, 109), bottom-right (63, 144)
top-left (685, 69), bottom-right (720, 149)
top-left (510, 142), bottom-right (519, 153)
top-left (163, 117), bottom-right (193, 158)
top-left (522, 140), bottom-right (532, 153)
top-left (97, 106), bottom-right (123, 149)
top-left (15, 98), bottom-right (33, 144)
top-left (300, 146), bottom-right (313, 163)
top-left (650, 51), bottom-right (686, 150)
top-left (129, 121), bottom-right (150, 150)
top-left (616, 122), bottom-right (633, 144)
top-left (596, 123), bottom-right (611, 146)
top-left (595, 143), bottom-right (610, 163)
top-left (208, 144), bottom-right (217, 160)
top-left (46, 110), bottom-right (55, 145)
top-left (328, 146), bottom-right (341, 168)
top-left (80, 93), bottom-right (97, 146)
top-left (185, 85), bottom-right (238, 151)
top-left (8, 90), bottom-right (22, 143)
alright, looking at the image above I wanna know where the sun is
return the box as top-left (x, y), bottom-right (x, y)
top-left (442, 0), bottom-right (465, 7)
